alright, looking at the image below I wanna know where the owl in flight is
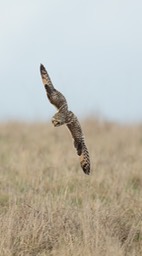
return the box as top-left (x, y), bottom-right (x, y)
top-left (40, 64), bottom-right (90, 175)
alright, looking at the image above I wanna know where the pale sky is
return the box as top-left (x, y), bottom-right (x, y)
top-left (0, 0), bottom-right (142, 123)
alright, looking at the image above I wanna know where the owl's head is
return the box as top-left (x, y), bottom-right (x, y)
top-left (52, 112), bottom-right (66, 127)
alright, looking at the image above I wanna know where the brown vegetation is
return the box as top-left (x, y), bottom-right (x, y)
top-left (0, 119), bottom-right (142, 255)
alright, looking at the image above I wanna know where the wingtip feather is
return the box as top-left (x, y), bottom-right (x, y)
top-left (82, 165), bottom-right (90, 175)
top-left (40, 63), bottom-right (45, 72)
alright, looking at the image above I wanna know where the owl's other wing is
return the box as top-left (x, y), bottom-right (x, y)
top-left (40, 64), bottom-right (68, 110)
top-left (66, 113), bottom-right (90, 175)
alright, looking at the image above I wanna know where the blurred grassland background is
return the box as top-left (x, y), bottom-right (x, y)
top-left (0, 120), bottom-right (142, 255)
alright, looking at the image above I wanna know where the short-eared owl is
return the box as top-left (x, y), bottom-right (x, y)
top-left (40, 64), bottom-right (90, 175)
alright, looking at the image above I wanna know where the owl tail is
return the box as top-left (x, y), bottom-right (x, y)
top-left (40, 64), bottom-right (54, 93)
top-left (79, 142), bottom-right (90, 175)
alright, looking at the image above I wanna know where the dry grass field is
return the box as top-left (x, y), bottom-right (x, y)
top-left (0, 119), bottom-right (142, 256)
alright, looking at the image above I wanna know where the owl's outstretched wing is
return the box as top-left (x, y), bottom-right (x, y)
top-left (67, 114), bottom-right (90, 175)
top-left (40, 64), bottom-right (68, 110)
top-left (40, 64), bottom-right (90, 175)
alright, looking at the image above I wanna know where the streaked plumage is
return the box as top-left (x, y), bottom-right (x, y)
top-left (40, 64), bottom-right (90, 175)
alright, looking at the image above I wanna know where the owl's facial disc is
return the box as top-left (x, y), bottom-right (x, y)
top-left (52, 118), bottom-right (62, 127)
